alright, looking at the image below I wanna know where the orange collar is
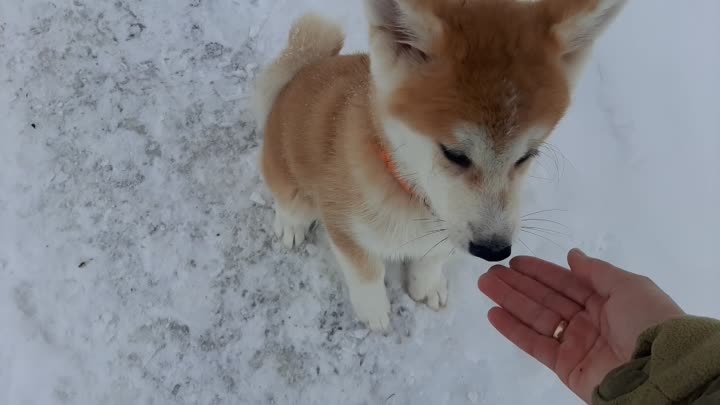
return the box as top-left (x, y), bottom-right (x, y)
top-left (377, 143), bottom-right (416, 196)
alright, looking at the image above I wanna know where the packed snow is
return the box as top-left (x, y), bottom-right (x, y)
top-left (1, 1), bottom-right (719, 404)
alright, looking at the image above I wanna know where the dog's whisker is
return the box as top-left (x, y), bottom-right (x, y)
top-left (412, 218), bottom-right (445, 223)
top-left (533, 158), bottom-right (556, 183)
top-left (520, 229), bottom-right (564, 249)
top-left (521, 209), bottom-right (567, 218)
top-left (529, 174), bottom-right (554, 182)
top-left (399, 229), bottom-right (447, 248)
top-left (521, 218), bottom-right (569, 229)
top-left (537, 146), bottom-right (561, 183)
top-left (522, 223), bottom-right (569, 232)
top-left (540, 141), bottom-right (576, 171)
top-left (421, 236), bottom-right (449, 261)
top-left (518, 238), bottom-right (536, 256)
top-left (522, 226), bottom-right (570, 238)
top-left (522, 226), bottom-right (569, 237)
top-left (390, 142), bottom-right (407, 154)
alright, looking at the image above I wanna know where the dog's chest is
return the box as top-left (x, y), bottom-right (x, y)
top-left (352, 208), bottom-right (452, 261)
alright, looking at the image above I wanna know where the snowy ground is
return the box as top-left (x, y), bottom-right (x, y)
top-left (1, 1), bottom-right (719, 404)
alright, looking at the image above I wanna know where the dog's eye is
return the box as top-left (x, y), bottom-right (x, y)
top-left (441, 145), bottom-right (472, 168)
top-left (516, 149), bottom-right (540, 167)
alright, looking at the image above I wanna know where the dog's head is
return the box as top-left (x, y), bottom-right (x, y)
top-left (366, 0), bottom-right (625, 261)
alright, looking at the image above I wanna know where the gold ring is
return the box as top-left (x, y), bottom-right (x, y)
top-left (553, 320), bottom-right (569, 342)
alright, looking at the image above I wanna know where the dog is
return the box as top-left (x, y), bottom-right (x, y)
top-left (255, 0), bottom-right (626, 330)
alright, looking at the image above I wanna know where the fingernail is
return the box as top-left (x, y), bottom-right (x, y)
top-left (570, 248), bottom-right (587, 258)
top-left (487, 265), bottom-right (507, 273)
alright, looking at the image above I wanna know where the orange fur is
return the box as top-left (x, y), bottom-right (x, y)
top-left (390, 1), bottom-right (571, 147)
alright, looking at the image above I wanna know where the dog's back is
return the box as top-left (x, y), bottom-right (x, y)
top-left (264, 54), bottom-right (371, 190)
top-left (257, 14), bottom-right (384, 254)
top-left (256, 14), bottom-right (377, 200)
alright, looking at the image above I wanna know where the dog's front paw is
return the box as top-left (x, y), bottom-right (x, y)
top-left (355, 299), bottom-right (391, 331)
top-left (350, 284), bottom-right (391, 332)
top-left (273, 210), bottom-right (312, 248)
top-left (408, 271), bottom-right (448, 311)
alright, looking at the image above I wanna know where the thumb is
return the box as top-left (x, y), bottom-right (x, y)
top-left (568, 249), bottom-right (634, 296)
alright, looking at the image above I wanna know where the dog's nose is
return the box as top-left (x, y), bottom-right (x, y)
top-left (468, 240), bottom-right (512, 262)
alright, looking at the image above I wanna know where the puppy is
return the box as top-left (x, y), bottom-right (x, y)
top-left (255, 0), bottom-right (626, 330)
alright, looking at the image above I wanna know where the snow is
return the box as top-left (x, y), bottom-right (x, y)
top-left (1, 0), bottom-right (718, 404)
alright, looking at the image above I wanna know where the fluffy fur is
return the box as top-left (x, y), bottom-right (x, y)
top-left (256, 0), bottom-right (626, 330)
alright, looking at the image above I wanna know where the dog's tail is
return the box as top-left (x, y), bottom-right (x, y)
top-left (254, 14), bottom-right (345, 129)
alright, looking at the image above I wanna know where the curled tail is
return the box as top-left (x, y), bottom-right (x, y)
top-left (254, 14), bottom-right (345, 129)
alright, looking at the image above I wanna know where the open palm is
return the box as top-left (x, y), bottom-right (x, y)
top-left (478, 250), bottom-right (684, 404)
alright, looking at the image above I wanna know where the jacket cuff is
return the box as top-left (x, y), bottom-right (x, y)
top-left (593, 316), bottom-right (720, 405)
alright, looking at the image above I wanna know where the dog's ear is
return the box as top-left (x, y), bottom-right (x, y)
top-left (542, 0), bottom-right (627, 77)
top-left (364, 0), bottom-right (442, 64)
top-left (545, 0), bottom-right (627, 54)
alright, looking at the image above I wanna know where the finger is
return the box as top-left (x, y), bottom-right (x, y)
top-left (488, 307), bottom-right (559, 370)
top-left (567, 249), bottom-right (635, 296)
top-left (554, 311), bottom-right (606, 385)
top-left (491, 267), bottom-right (583, 321)
top-left (510, 256), bottom-right (594, 306)
top-left (479, 270), bottom-right (565, 336)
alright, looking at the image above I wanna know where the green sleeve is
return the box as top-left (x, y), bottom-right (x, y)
top-left (593, 316), bottom-right (720, 405)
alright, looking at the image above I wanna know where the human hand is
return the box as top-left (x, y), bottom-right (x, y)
top-left (478, 249), bottom-right (685, 404)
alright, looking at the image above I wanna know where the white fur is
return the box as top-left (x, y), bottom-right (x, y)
top-left (273, 207), bottom-right (315, 249)
top-left (407, 255), bottom-right (449, 310)
top-left (351, 210), bottom-right (454, 261)
top-left (330, 241), bottom-right (390, 331)
top-left (379, 116), bottom-right (537, 253)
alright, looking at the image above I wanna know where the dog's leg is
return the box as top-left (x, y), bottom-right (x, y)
top-left (407, 256), bottom-right (448, 311)
top-left (328, 228), bottom-right (390, 331)
top-left (261, 141), bottom-right (317, 248)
